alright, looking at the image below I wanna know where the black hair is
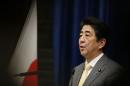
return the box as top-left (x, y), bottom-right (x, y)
top-left (80, 17), bottom-right (110, 41)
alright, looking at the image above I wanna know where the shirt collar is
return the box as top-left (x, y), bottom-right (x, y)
top-left (85, 53), bottom-right (104, 68)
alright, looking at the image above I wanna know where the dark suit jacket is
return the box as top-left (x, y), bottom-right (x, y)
top-left (69, 55), bottom-right (124, 86)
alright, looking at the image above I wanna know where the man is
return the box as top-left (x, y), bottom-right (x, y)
top-left (69, 17), bottom-right (124, 86)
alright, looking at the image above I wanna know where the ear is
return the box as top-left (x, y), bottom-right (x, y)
top-left (98, 38), bottom-right (106, 49)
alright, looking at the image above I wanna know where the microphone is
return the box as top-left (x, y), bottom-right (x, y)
top-left (13, 71), bottom-right (39, 77)
top-left (69, 68), bottom-right (75, 85)
top-left (71, 68), bottom-right (75, 76)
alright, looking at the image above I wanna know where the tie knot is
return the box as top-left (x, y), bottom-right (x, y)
top-left (84, 63), bottom-right (91, 70)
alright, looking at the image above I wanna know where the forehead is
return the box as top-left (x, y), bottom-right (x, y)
top-left (80, 25), bottom-right (95, 34)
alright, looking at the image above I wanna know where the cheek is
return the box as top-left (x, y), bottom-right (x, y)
top-left (84, 40), bottom-right (91, 46)
top-left (89, 42), bottom-right (99, 50)
top-left (78, 39), bottom-right (80, 45)
top-left (86, 41), bottom-right (97, 49)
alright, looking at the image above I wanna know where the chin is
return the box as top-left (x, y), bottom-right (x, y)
top-left (81, 52), bottom-right (87, 57)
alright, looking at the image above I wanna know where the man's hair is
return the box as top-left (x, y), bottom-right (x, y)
top-left (80, 17), bottom-right (110, 41)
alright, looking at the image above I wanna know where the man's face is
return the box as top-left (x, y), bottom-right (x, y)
top-left (79, 25), bottom-right (105, 59)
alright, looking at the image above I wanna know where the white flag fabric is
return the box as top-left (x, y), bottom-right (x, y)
top-left (9, 1), bottom-right (38, 86)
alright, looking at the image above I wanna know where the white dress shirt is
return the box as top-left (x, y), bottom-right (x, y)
top-left (85, 53), bottom-right (104, 76)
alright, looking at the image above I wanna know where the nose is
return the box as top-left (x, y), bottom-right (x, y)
top-left (79, 35), bottom-right (85, 43)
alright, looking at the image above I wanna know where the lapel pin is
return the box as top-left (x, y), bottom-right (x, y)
top-left (98, 69), bottom-right (101, 72)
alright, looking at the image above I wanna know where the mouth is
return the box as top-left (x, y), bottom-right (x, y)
top-left (79, 46), bottom-right (85, 50)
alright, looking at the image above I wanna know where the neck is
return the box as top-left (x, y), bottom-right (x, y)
top-left (85, 51), bottom-right (103, 62)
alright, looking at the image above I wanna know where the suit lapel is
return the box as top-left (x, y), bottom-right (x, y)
top-left (73, 63), bottom-right (84, 86)
top-left (84, 55), bottom-right (107, 86)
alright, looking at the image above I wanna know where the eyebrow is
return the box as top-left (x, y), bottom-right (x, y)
top-left (80, 30), bottom-right (91, 33)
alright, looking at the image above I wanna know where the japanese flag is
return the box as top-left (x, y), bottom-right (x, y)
top-left (9, 1), bottom-right (38, 86)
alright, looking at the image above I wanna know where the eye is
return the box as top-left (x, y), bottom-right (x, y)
top-left (79, 33), bottom-right (83, 37)
top-left (85, 34), bottom-right (90, 37)
top-left (79, 35), bottom-right (82, 37)
top-left (85, 34), bottom-right (89, 36)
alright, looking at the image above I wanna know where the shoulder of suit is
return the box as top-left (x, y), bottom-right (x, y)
top-left (74, 62), bottom-right (84, 70)
top-left (103, 55), bottom-right (123, 70)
